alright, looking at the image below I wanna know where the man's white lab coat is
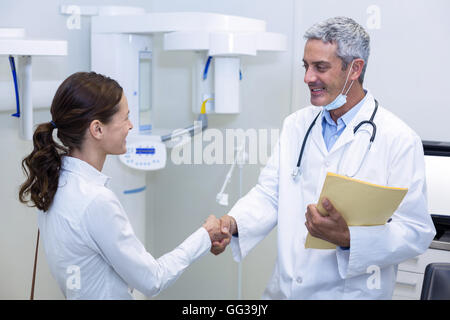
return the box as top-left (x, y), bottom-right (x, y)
top-left (228, 91), bottom-right (436, 299)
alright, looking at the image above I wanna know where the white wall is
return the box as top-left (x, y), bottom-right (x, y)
top-left (292, 0), bottom-right (450, 141)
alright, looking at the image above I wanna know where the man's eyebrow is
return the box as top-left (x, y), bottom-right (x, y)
top-left (302, 59), bottom-right (331, 66)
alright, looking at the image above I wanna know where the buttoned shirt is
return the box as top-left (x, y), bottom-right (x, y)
top-left (322, 92), bottom-right (368, 151)
top-left (37, 156), bottom-right (211, 299)
top-left (321, 92), bottom-right (368, 250)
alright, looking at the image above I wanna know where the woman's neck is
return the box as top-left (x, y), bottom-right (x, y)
top-left (69, 145), bottom-right (106, 172)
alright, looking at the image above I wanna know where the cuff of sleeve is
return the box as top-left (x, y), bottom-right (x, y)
top-left (336, 246), bottom-right (351, 279)
top-left (230, 237), bottom-right (243, 262)
top-left (179, 227), bottom-right (211, 263)
top-left (228, 212), bottom-right (244, 262)
top-left (342, 225), bottom-right (386, 278)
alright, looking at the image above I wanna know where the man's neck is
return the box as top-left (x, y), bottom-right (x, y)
top-left (330, 86), bottom-right (365, 123)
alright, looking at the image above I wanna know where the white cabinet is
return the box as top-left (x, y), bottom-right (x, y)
top-left (393, 247), bottom-right (450, 300)
top-left (393, 270), bottom-right (424, 299)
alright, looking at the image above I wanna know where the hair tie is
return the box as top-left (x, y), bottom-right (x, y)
top-left (50, 120), bottom-right (57, 129)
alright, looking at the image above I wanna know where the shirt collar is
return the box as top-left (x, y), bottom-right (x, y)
top-left (322, 90), bottom-right (368, 127)
top-left (61, 156), bottom-right (111, 186)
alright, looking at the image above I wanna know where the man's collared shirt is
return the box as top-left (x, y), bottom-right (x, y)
top-left (322, 92), bottom-right (368, 151)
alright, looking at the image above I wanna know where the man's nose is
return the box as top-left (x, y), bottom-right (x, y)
top-left (304, 67), bottom-right (317, 84)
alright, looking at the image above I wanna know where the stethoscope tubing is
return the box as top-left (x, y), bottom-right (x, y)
top-left (292, 99), bottom-right (379, 179)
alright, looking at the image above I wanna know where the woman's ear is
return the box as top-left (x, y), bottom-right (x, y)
top-left (89, 120), bottom-right (104, 140)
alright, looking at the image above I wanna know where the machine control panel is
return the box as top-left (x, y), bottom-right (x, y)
top-left (119, 139), bottom-right (166, 171)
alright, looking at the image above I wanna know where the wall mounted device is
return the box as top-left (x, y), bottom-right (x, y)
top-left (61, 5), bottom-right (288, 171)
top-left (119, 135), bottom-right (166, 171)
top-left (58, 8), bottom-right (287, 288)
top-left (0, 28), bottom-right (67, 140)
top-left (62, 5), bottom-right (287, 129)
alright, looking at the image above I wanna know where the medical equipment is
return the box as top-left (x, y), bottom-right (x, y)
top-left (291, 99), bottom-right (378, 180)
top-left (161, 99), bottom-right (209, 143)
top-left (216, 143), bottom-right (247, 300)
top-left (8, 56), bottom-right (20, 118)
top-left (58, 6), bottom-right (286, 299)
top-left (119, 99), bottom-right (208, 171)
top-left (62, 6), bottom-right (286, 116)
top-left (216, 144), bottom-right (247, 207)
top-left (77, 5), bottom-right (286, 236)
top-left (119, 137), bottom-right (166, 171)
top-left (0, 28), bottom-right (67, 140)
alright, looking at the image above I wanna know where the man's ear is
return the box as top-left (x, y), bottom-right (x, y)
top-left (89, 120), bottom-right (104, 140)
top-left (350, 58), bottom-right (365, 81)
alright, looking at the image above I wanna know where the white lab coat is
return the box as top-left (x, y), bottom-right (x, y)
top-left (38, 156), bottom-right (211, 299)
top-left (228, 91), bottom-right (436, 299)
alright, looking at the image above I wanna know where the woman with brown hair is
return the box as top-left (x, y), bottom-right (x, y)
top-left (19, 72), bottom-right (229, 299)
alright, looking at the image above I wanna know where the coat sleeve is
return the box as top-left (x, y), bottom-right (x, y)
top-left (227, 127), bottom-right (283, 262)
top-left (83, 191), bottom-right (211, 297)
top-left (336, 132), bottom-right (436, 279)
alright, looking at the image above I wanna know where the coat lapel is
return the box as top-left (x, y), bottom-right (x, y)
top-left (310, 109), bottom-right (328, 158)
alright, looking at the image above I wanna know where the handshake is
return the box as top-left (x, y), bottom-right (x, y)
top-left (203, 215), bottom-right (238, 255)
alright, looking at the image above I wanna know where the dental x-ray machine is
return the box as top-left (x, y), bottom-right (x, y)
top-left (60, 5), bottom-right (286, 298)
top-left (66, 5), bottom-right (287, 241)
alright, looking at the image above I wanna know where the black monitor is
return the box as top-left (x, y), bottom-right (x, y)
top-left (422, 140), bottom-right (450, 157)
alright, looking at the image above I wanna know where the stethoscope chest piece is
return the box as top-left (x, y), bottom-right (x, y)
top-left (291, 167), bottom-right (300, 180)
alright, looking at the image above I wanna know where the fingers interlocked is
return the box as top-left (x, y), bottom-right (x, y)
top-left (203, 215), bottom-right (232, 255)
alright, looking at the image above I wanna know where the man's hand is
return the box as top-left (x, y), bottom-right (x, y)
top-left (203, 215), bottom-right (232, 254)
top-left (210, 215), bottom-right (237, 255)
top-left (305, 198), bottom-right (350, 247)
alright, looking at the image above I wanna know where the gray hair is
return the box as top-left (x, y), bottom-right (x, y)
top-left (304, 17), bottom-right (370, 84)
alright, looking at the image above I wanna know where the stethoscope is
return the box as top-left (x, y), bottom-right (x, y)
top-left (292, 98), bottom-right (379, 180)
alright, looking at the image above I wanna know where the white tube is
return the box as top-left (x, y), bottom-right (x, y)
top-left (238, 164), bottom-right (243, 300)
top-left (17, 56), bottom-right (33, 141)
top-left (214, 144), bottom-right (245, 298)
top-left (217, 144), bottom-right (244, 197)
top-left (214, 57), bottom-right (240, 113)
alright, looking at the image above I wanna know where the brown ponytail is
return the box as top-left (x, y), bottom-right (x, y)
top-left (19, 72), bottom-right (123, 212)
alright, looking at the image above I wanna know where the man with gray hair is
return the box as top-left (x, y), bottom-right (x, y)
top-left (211, 16), bottom-right (435, 299)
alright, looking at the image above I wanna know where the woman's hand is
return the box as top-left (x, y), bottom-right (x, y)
top-left (203, 215), bottom-right (232, 255)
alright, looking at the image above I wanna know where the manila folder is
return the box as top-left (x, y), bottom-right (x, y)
top-left (305, 172), bottom-right (408, 249)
